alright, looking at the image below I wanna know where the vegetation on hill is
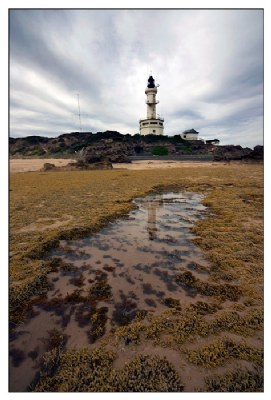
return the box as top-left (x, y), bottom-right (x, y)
top-left (151, 146), bottom-right (169, 156)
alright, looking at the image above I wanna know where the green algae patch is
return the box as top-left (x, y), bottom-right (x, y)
top-left (204, 367), bottom-right (263, 392)
top-left (114, 320), bottom-right (146, 345)
top-left (186, 337), bottom-right (263, 368)
top-left (113, 307), bottom-right (263, 349)
top-left (110, 354), bottom-right (184, 392)
top-left (32, 348), bottom-right (183, 392)
top-left (187, 301), bottom-right (221, 315)
top-left (175, 270), bottom-right (241, 301)
top-left (32, 347), bottom-right (116, 392)
top-left (88, 306), bottom-right (109, 344)
top-left (208, 309), bottom-right (263, 336)
top-left (162, 297), bottom-right (182, 310)
top-left (89, 279), bottom-right (112, 301)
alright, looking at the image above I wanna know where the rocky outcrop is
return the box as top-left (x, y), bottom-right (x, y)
top-left (41, 160), bottom-right (113, 172)
top-left (77, 139), bottom-right (132, 163)
top-left (10, 130), bottom-right (264, 164)
top-left (241, 145), bottom-right (263, 161)
top-left (213, 145), bottom-right (252, 161)
top-left (183, 140), bottom-right (214, 155)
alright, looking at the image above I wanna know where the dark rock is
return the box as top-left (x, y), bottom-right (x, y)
top-left (213, 145), bottom-right (252, 161)
top-left (41, 163), bottom-right (56, 171)
top-left (78, 139), bottom-right (131, 164)
top-left (242, 145), bottom-right (263, 161)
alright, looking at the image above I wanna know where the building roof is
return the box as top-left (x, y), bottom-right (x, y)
top-left (183, 129), bottom-right (199, 134)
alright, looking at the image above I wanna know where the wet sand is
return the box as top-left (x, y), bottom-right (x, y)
top-left (114, 160), bottom-right (216, 170)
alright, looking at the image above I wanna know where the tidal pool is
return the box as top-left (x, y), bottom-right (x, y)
top-left (10, 191), bottom-right (210, 391)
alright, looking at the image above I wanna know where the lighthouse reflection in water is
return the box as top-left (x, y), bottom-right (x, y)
top-left (145, 195), bottom-right (162, 240)
top-left (137, 192), bottom-right (206, 243)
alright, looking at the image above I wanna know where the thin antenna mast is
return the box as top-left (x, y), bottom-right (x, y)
top-left (77, 93), bottom-right (82, 132)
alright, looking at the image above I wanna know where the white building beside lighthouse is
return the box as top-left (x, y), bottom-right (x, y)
top-left (139, 75), bottom-right (164, 135)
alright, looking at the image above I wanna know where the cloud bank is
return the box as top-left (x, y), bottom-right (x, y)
top-left (9, 9), bottom-right (263, 147)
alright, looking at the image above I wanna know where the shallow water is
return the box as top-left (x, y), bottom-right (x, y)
top-left (9, 191), bottom-right (210, 391)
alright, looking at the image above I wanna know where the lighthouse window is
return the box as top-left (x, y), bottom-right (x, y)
top-left (159, 123), bottom-right (163, 126)
top-left (150, 122), bottom-right (158, 125)
top-left (153, 130), bottom-right (156, 133)
top-left (142, 122), bottom-right (149, 126)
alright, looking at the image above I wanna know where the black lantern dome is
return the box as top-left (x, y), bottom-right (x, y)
top-left (147, 75), bottom-right (155, 88)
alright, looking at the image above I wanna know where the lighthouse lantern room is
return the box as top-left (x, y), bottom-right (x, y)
top-left (139, 75), bottom-right (164, 135)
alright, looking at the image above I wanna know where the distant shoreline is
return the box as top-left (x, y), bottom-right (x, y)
top-left (10, 158), bottom-right (219, 173)
top-left (10, 157), bottom-right (262, 173)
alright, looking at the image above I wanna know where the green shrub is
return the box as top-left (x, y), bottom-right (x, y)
top-left (151, 146), bottom-right (168, 156)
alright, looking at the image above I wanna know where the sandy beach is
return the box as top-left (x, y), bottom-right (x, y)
top-left (10, 158), bottom-right (76, 173)
top-left (113, 160), bottom-right (215, 170)
top-left (10, 158), bottom-right (215, 173)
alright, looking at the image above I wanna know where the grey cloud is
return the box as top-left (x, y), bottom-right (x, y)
top-left (202, 65), bottom-right (263, 105)
top-left (9, 9), bottom-right (263, 147)
top-left (169, 109), bottom-right (203, 120)
top-left (10, 10), bottom-right (101, 97)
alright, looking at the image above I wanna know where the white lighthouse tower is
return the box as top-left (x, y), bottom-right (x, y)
top-left (139, 75), bottom-right (164, 135)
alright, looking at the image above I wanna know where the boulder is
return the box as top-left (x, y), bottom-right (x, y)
top-left (41, 162), bottom-right (56, 171)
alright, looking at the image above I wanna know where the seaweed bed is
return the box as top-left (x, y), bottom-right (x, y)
top-left (9, 164), bottom-right (263, 392)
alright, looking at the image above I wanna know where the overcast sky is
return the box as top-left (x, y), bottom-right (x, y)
top-left (9, 9), bottom-right (263, 147)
